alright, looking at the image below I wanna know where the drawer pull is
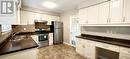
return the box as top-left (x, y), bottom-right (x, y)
top-left (128, 51), bottom-right (130, 54)
top-left (82, 45), bottom-right (85, 48)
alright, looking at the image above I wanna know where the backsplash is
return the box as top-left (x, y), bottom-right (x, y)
top-left (12, 25), bottom-right (35, 33)
top-left (81, 26), bottom-right (130, 35)
top-left (81, 26), bottom-right (130, 40)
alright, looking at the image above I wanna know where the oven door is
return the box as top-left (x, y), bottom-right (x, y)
top-left (38, 34), bottom-right (48, 42)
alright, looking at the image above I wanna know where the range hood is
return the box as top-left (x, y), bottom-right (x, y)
top-left (34, 20), bottom-right (48, 24)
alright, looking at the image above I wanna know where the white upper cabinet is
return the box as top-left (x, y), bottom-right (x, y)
top-left (123, 0), bottom-right (130, 23)
top-left (98, 2), bottom-right (110, 24)
top-left (79, 8), bottom-right (88, 25)
top-left (78, 0), bottom-right (130, 25)
top-left (87, 5), bottom-right (99, 24)
top-left (110, 0), bottom-right (123, 23)
top-left (46, 15), bottom-right (60, 25)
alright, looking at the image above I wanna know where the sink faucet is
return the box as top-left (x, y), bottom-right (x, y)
top-left (11, 32), bottom-right (19, 41)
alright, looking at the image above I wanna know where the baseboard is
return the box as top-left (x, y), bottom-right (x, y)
top-left (63, 42), bottom-right (72, 46)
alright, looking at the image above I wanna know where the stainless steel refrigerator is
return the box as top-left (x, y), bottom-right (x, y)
top-left (52, 21), bottom-right (63, 44)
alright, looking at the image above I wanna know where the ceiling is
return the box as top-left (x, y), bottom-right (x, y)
top-left (21, 0), bottom-right (86, 14)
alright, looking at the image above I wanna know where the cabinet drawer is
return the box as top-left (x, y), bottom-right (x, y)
top-left (120, 47), bottom-right (130, 54)
top-left (120, 56), bottom-right (130, 59)
top-left (119, 47), bottom-right (130, 59)
top-left (120, 53), bottom-right (130, 59)
top-left (87, 40), bottom-right (95, 46)
top-left (96, 42), bottom-right (120, 52)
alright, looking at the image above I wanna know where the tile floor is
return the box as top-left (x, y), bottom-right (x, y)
top-left (38, 44), bottom-right (87, 59)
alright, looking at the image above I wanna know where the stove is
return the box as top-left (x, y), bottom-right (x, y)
top-left (35, 29), bottom-right (49, 47)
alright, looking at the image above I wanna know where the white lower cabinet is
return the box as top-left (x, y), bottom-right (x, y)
top-left (76, 38), bottom-right (86, 57)
top-left (31, 35), bottom-right (39, 44)
top-left (49, 33), bottom-right (53, 45)
top-left (0, 48), bottom-right (38, 59)
top-left (119, 47), bottom-right (130, 59)
top-left (76, 38), bottom-right (130, 59)
top-left (85, 40), bottom-right (96, 59)
top-left (76, 38), bottom-right (96, 59)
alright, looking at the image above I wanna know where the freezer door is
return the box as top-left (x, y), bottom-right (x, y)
top-left (54, 29), bottom-right (63, 44)
top-left (54, 22), bottom-right (63, 28)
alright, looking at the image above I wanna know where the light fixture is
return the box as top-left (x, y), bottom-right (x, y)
top-left (42, 1), bottom-right (58, 9)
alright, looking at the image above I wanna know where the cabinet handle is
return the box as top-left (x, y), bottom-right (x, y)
top-left (109, 18), bottom-right (111, 23)
top-left (107, 18), bottom-right (109, 23)
top-left (123, 17), bottom-right (125, 22)
top-left (107, 18), bottom-right (111, 23)
top-left (86, 20), bottom-right (88, 24)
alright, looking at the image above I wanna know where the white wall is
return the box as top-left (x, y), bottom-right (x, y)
top-left (0, 0), bottom-right (19, 32)
top-left (60, 9), bottom-right (78, 44)
top-left (20, 10), bottom-right (60, 25)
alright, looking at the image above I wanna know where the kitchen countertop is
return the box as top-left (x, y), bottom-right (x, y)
top-left (0, 31), bottom-right (12, 46)
top-left (0, 31), bottom-right (53, 55)
top-left (15, 31), bottom-right (53, 35)
top-left (76, 34), bottom-right (130, 48)
top-left (0, 34), bottom-right (38, 55)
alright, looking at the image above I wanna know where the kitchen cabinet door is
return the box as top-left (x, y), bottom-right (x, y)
top-left (46, 15), bottom-right (60, 25)
top-left (85, 40), bottom-right (96, 59)
top-left (98, 2), bottom-right (110, 24)
top-left (76, 38), bottom-right (96, 59)
top-left (87, 5), bottom-right (99, 24)
top-left (78, 8), bottom-right (88, 25)
top-left (76, 38), bottom-right (84, 55)
top-left (110, 0), bottom-right (123, 23)
top-left (76, 38), bottom-right (87, 57)
top-left (123, 0), bottom-right (130, 23)
top-left (0, 48), bottom-right (38, 59)
top-left (31, 35), bottom-right (38, 44)
top-left (49, 33), bottom-right (53, 45)
top-left (119, 47), bottom-right (130, 59)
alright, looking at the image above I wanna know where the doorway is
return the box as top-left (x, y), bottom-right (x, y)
top-left (70, 15), bottom-right (80, 47)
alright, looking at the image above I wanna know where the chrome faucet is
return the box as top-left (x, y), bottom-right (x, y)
top-left (11, 32), bottom-right (19, 41)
